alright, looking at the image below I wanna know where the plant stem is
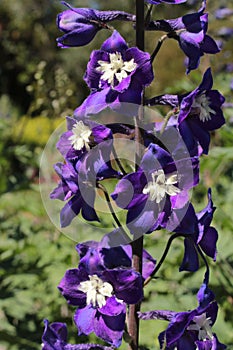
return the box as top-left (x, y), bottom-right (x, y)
top-left (151, 34), bottom-right (167, 63)
top-left (144, 232), bottom-right (183, 286)
top-left (128, 1), bottom-right (145, 349)
top-left (98, 183), bottom-right (131, 243)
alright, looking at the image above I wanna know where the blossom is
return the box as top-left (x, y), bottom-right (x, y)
top-left (58, 246), bottom-right (143, 347)
top-left (56, 117), bottom-right (113, 162)
top-left (146, 5), bottom-right (220, 73)
top-left (74, 30), bottom-right (153, 116)
top-left (139, 284), bottom-right (226, 350)
top-left (57, 2), bottom-right (135, 48)
top-left (50, 140), bottom-right (120, 227)
top-left (111, 143), bottom-right (199, 235)
top-left (76, 230), bottom-right (156, 280)
top-left (42, 319), bottom-right (113, 350)
top-left (178, 68), bottom-right (225, 154)
top-left (166, 189), bottom-right (218, 272)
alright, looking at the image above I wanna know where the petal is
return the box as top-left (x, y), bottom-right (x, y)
top-left (93, 309), bottom-right (125, 347)
top-left (57, 26), bottom-right (98, 48)
top-left (74, 89), bottom-right (111, 118)
top-left (58, 268), bottom-right (88, 306)
top-left (179, 238), bottom-right (199, 272)
top-left (201, 34), bottom-right (220, 54)
top-left (140, 144), bottom-right (173, 171)
top-left (60, 195), bottom-right (83, 227)
top-left (101, 30), bottom-right (128, 53)
top-left (102, 269), bottom-right (143, 304)
top-left (165, 310), bottom-right (197, 346)
top-left (42, 319), bottom-right (67, 346)
top-left (99, 296), bottom-right (126, 316)
top-left (142, 249), bottom-right (156, 280)
top-left (111, 172), bottom-right (147, 209)
top-left (199, 226), bottom-right (218, 261)
top-left (126, 48), bottom-right (154, 87)
top-left (74, 306), bottom-right (95, 335)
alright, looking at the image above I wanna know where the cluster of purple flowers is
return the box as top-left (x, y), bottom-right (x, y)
top-left (43, 0), bottom-right (227, 349)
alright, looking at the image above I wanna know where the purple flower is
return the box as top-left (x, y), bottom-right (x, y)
top-left (74, 30), bottom-right (153, 116)
top-left (147, 5), bottom-right (220, 73)
top-left (56, 117), bottom-right (113, 162)
top-left (57, 2), bottom-right (135, 48)
top-left (42, 319), bottom-right (113, 350)
top-left (139, 284), bottom-right (226, 350)
top-left (76, 231), bottom-right (156, 280)
top-left (50, 139), bottom-right (120, 227)
top-left (58, 249), bottom-right (143, 347)
top-left (178, 68), bottom-right (225, 154)
top-left (167, 189), bottom-right (218, 272)
top-left (111, 143), bottom-right (199, 235)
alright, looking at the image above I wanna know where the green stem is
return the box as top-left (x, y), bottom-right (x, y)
top-left (144, 232), bottom-right (184, 286)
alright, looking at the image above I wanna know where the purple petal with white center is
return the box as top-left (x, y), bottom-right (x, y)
top-left (58, 268), bottom-right (89, 306)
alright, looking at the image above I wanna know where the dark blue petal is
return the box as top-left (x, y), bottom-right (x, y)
top-left (179, 238), bottom-right (199, 272)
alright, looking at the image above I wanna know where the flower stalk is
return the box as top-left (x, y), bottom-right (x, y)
top-left (127, 1), bottom-right (145, 349)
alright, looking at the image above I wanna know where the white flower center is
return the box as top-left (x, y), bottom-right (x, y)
top-left (142, 169), bottom-right (180, 204)
top-left (68, 121), bottom-right (92, 151)
top-left (187, 313), bottom-right (213, 341)
top-left (78, 275), bottom-right (113, 308)
top-left (96, 52), bottom-right (137, 86)
top-left (192, 93), bottom-right (216, 122)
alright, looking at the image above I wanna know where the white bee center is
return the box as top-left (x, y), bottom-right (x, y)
top-left (96, 52), bottom-right (137, 86)
top-left (78, 275), bottom-right (113, 308)
top-left (68, 121), bottom-right (92, 151)
top-left (187, 313), bottom-right (213, 341)
top-left (142, 169), bottom-right (180, 204)
top-left (192, 93), bottom-right (216, 122)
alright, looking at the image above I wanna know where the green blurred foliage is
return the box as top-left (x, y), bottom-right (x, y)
top-left (0, 0), bottom-right (233, 349)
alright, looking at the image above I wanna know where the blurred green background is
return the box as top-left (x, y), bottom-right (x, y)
top-left (0, 0), bottom-right (233, 349)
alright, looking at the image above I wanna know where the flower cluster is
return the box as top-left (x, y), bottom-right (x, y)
top-left (42, 0), bottom-right (227, 349)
